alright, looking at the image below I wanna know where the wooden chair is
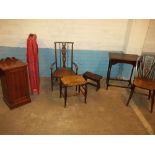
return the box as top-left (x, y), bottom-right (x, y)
top-left (126, 55), bottom-right (155, 112)
top-left (60, 75), bottom-right (87, 107)
top-left (50, 42), bottom-right (78, 91)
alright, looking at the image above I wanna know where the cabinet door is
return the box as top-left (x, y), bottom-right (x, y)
top-left (6, 66), bottom-right (30, 105)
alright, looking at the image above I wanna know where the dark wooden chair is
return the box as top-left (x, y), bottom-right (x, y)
top-left (50, 42), bottom-right (78, 91)
top-left (60, 75), bottom-right (87, 107)
top-left (126, 55), bottom-right (155, 112)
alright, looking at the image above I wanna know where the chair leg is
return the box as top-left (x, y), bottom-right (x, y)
top-left (85, 84), bottom-right (87, 104)
top-left (64, 87), bottom-right (67, 108)
top-left (150, 90), bottom-right (155, 113)
top-left (126, 85), bottom-right (135, 106)
top-left (60, 80), bottom-right (62, 98)
top-left (148, 90), bottom-right (151, 100)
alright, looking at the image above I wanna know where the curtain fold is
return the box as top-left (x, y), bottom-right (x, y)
top-left (27, 34), bottom-right (40, 94)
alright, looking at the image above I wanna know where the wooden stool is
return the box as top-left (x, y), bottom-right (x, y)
top-left (60, 75), bottom-right (87, 107)
top-left (83, 71), bottom-right (102, 91)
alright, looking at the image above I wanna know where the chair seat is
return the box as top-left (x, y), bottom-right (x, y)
top-left (133, 78), bottom-right (155, 90)
top-left (60, 75), bottom-right (87, 107)
top-left (53, 68), bottom-right (75, 78)
top-left (61, 75), bottom-right (87, 86)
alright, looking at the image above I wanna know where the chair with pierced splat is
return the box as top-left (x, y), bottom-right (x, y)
top-left (50, 42), bottom-right (78, 91)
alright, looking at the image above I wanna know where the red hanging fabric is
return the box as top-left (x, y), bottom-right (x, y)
top-left (26, 34), bottom-right (40, 94)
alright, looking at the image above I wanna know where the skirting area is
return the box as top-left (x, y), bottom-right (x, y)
top-left (0, 78), bottom-right (155, 134)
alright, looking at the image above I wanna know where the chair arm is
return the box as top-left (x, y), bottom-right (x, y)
top-left (50, 62), bottom-right (56, 72)
top-left (73, 62), bottom-right (78, 74)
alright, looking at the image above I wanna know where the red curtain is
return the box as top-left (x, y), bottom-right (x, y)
top-left (27, 34), bottom-right (40, 94)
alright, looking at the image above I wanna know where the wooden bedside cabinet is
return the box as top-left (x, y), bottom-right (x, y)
top-left (0, 57), bottom-right (31, 109)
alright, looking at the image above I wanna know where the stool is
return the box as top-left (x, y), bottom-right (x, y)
top-left (83, 71), bottom-right (102, 91)
top-left (60, 75), bottom-right (87, 107)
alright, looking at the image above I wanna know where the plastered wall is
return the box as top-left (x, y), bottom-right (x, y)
top-left (124, 19), bottom-right (150, 55)
top-left (143, 19), bottom-right (155, 53)
top-left (0, 19), bottom-right (154, 78)
top-left (0, 19), bottom-right (128, 51)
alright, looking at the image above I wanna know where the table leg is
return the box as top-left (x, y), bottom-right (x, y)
top-left (129, 65), bottom-right (134, 86)
top-left (106, 61), bottom-right (112, 90)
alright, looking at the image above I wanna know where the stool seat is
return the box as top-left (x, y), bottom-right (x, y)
top-left (61, 75), bottom-right (87, 86)
top-left (60, 75), bottom-right (87, 107)
top-left (83, 71), bottom-right (102, 81)
top-left (83, 71), bottom-right (102, 91)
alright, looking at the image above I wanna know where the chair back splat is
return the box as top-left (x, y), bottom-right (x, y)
top-left (136, 55), bottom-right (155, 80)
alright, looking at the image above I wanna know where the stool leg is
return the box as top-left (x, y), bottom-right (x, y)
top-left (96, 81), bottom-right (100, 91)
top-left (64, 87), bottom-right (67, 108)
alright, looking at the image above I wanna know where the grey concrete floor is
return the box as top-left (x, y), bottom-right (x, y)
top-left (0, 77), bottom-right (155, 135)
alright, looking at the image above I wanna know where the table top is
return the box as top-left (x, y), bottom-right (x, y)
top-left (109, 53), bottom-right (139, 62)
top-left (61, 75), bottom-right (87, 86)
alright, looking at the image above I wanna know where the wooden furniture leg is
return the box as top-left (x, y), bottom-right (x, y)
top-left (84, 84), bottom-right (87, 103)
top-left (126, 85), bottom-right (135, 106)
top-left (151, 90), bottom-right (155, 113)
top-left (64, 86), bottom-right (67, 108)
top-left (106, 62), bottom-right (112, 90)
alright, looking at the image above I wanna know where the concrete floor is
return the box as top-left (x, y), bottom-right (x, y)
top-left (0, 77), bottom-right (155, 134)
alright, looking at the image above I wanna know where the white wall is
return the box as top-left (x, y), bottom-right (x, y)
top-left (124, 19), bottom-right (150, 55)
top-left (1, 19), bottom-right (154, 55)
top-left (0, 19), bottom-right (128, 50)
top-left (143, 20), bottom-right (155, 53)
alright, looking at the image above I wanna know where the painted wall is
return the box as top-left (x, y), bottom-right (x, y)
top-left (143, 19), bottom-right (155, 53)
top-left (124, 19), bottom-right (150, 55)
top-left (0, 46), bottom-right (122, 77)
top-left (0, 19), bottom-right (153, 79)
top-left (0, 19), bottom-right (128, 50)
